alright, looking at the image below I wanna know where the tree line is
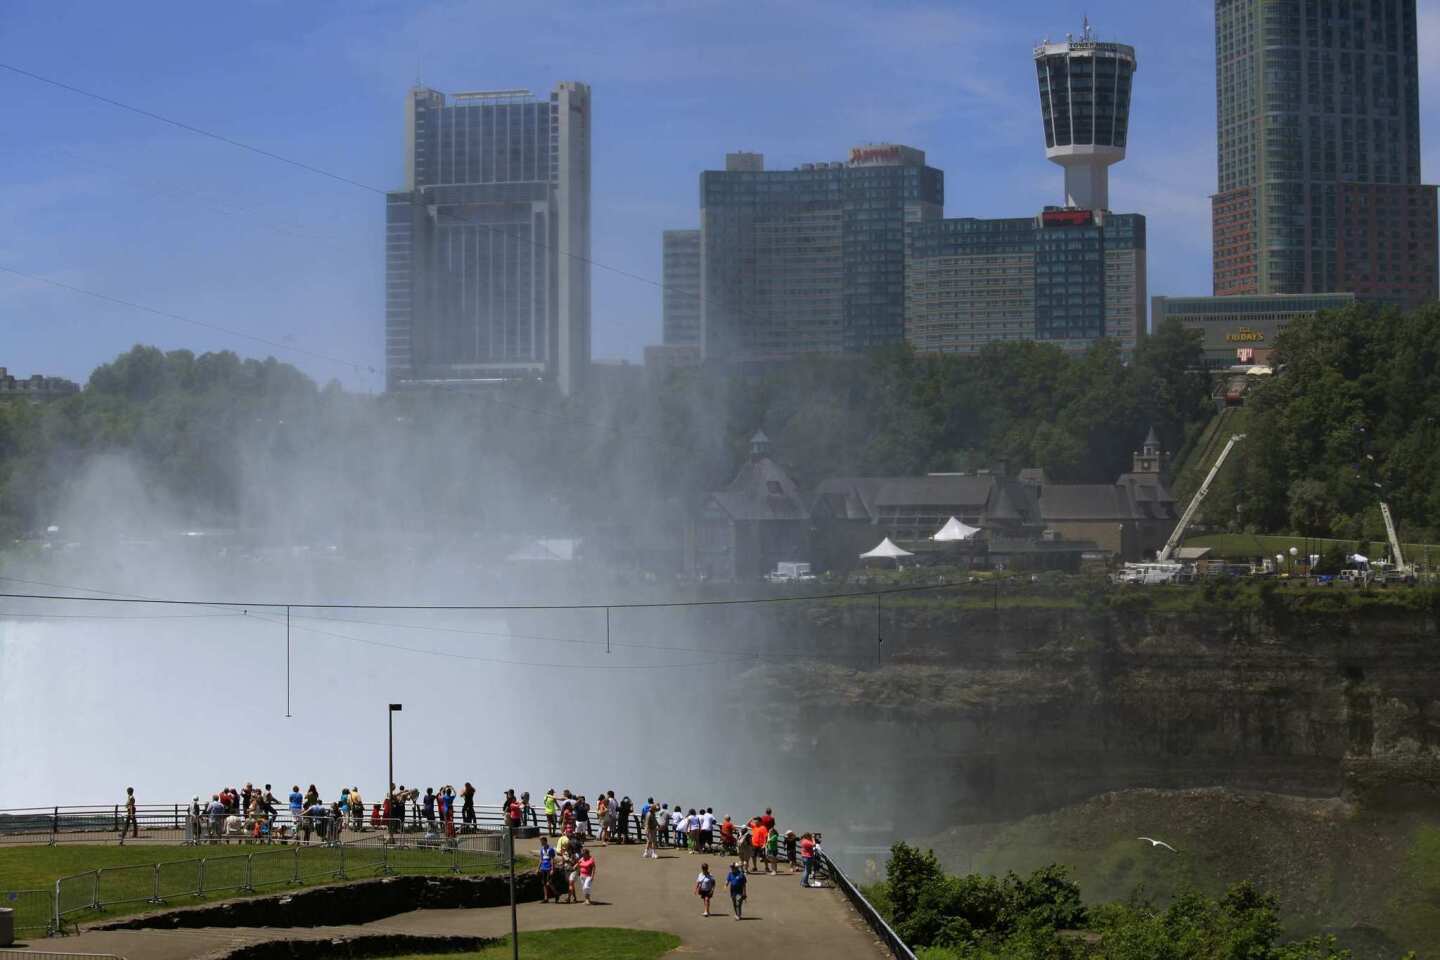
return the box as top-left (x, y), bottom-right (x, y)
top-left (1, 300), bottom-right (1435, 547)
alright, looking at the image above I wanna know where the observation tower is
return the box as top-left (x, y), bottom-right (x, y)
top-left (1034, 18), bottom-right (1137, 211)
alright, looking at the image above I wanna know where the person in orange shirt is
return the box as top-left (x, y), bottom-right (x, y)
top-left (750, 820), bottom-right (769, 874)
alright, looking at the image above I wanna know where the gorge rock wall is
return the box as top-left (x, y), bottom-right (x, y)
top-left (723, 598), bottom-right (1440, 830)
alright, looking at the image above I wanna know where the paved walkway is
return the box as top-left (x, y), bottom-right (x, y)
top-left (11, 840), bottom-right (888, 959)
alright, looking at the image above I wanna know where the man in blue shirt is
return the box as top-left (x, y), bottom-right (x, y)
top-left (288, 785), bottom-right (303, 829)
top-left (538, 836), bottom-right (557, 903)
top-left (726, 861), bottom-right (748, 919)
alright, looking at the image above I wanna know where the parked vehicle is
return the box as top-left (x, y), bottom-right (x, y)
top-left (766, 561), bottom-right (815, 583)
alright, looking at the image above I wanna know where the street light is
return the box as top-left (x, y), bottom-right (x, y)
top-left (1289, 545), bottom-right (1299, 576)
top-left (388, 704), bottom-right (402, 806)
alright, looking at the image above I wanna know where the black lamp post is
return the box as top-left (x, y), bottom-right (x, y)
top-left (387, 704), bottom-right (402, 803)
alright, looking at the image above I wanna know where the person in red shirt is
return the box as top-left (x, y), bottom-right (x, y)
top-left (577, 850), bottom-right (597, 904)
top-left (800, 833), bottom-right (818, 887)
top-left (719, 816), bottom-right (736, 854)
top-left (505, 792), bottom-right (523, 831)
top-left (760, 808), bottom-right (776, 832)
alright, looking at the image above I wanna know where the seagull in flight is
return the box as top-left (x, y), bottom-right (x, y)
top-left (1138, 837), bottom-right (1177, 852)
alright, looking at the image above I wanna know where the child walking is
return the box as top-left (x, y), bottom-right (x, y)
top-left (726, 860), bottom-right (748, 920)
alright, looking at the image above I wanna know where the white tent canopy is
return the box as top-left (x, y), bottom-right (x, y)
top-left (860, 537), bottom-right (914, 560)
top-left (931, 516), bottom-right (980, 542)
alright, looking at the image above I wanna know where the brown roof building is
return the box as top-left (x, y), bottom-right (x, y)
top-left (691, 431), bottom-right (811, 581)
top-left (1027, 428), bottom-right (1177, 559)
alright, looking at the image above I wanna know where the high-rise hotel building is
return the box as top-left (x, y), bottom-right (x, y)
top-left (1213, 0), bottom-right (1436, 307)
top-left (699, 147), bottom-right (943, 363)
top-left (903, 23), bottom-right (1146, 355)
top-left (661, 229), bottom-right (701, 348)
top-left (385, 83), bottom-right (591, 396)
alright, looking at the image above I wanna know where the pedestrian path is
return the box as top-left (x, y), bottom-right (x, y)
top-left (10, 839), bottom-right (888, 959)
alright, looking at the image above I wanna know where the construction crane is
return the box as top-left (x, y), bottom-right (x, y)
top-left (1156, 434), bottom-right (1246, 564)
top-left (1378, 501), bottom-right (1410, 576)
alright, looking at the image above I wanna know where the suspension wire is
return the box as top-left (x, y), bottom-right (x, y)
top-left (0, 579), bottom-right (962, 611)
top-left (0, 574), bottom-right (885, 662)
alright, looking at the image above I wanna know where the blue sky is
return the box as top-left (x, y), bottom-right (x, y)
top-left (2, 0), bottom-right (1437, 390)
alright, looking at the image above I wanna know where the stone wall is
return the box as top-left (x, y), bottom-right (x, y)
top-left (95, 873), bottom-right (540, 931)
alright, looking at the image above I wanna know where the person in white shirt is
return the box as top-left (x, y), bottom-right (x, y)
top-left (699, 809), bottom-right (717, 852)
top-left (671, 808), bottom-right (686, 850)
top-left (695, 862), bottom-right (716, 917)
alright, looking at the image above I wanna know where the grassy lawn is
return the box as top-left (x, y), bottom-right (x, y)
top-left (391, 928), bottom-right (680, 959)
top-left (0, 842), bottom-right (523, 933)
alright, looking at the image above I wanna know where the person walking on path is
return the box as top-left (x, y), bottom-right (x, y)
top-left (119, 786), bottom-right (138, 843)
top-left (696, 862), bottom-right (717, 916)
top-left (577, 848), bottom-right (597, 904)
top-left (538, 836), bottom-right (558, 903)
top-left (726, 861), bottom-right (748, 920)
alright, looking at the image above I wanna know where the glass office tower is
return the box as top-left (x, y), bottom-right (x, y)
top-left (385, 83), bottom-right (591, 395)
top-left (1212, 0), bottom-right (1436, 308)
top-left (661, 229), bottom-right (701, 347)
top-left (699, 146), bottom-right (943, 363)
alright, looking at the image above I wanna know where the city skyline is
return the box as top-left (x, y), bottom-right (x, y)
top-left (1, 1), bottom-right (1438, 389)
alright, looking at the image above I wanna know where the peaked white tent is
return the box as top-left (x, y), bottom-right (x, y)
top-left (860, 537), bottom-right (914, 560)
top-left (932, 516), bottom-right (980, 542)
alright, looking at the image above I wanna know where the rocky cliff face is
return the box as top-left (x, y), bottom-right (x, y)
top-left (729, 598), bottom-right (1440, 832)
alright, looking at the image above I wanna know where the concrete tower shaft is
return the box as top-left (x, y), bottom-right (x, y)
top-left (1034, 23), bottom-right (1137, 210)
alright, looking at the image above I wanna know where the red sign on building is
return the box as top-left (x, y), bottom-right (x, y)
top-left (1041, 209), bottom-right (1094, 227)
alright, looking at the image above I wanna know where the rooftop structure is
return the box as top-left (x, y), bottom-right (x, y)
top-left (1034, 18), bottom-right (1138, 210)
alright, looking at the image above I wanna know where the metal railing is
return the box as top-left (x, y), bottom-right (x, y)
top-left (2, 888), bottom-right (56, 940)
top-left (45, 829), bottom-right (504, 935)
top-left (820, 851), bottom-right (916, 960)
top-left (0, 801), bottom-right (537, 846)
top-left (0, 952), bottom-right (124, 960)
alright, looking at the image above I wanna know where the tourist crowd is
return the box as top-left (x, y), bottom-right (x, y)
top-left (131, 782), bottom-right (827, 894)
